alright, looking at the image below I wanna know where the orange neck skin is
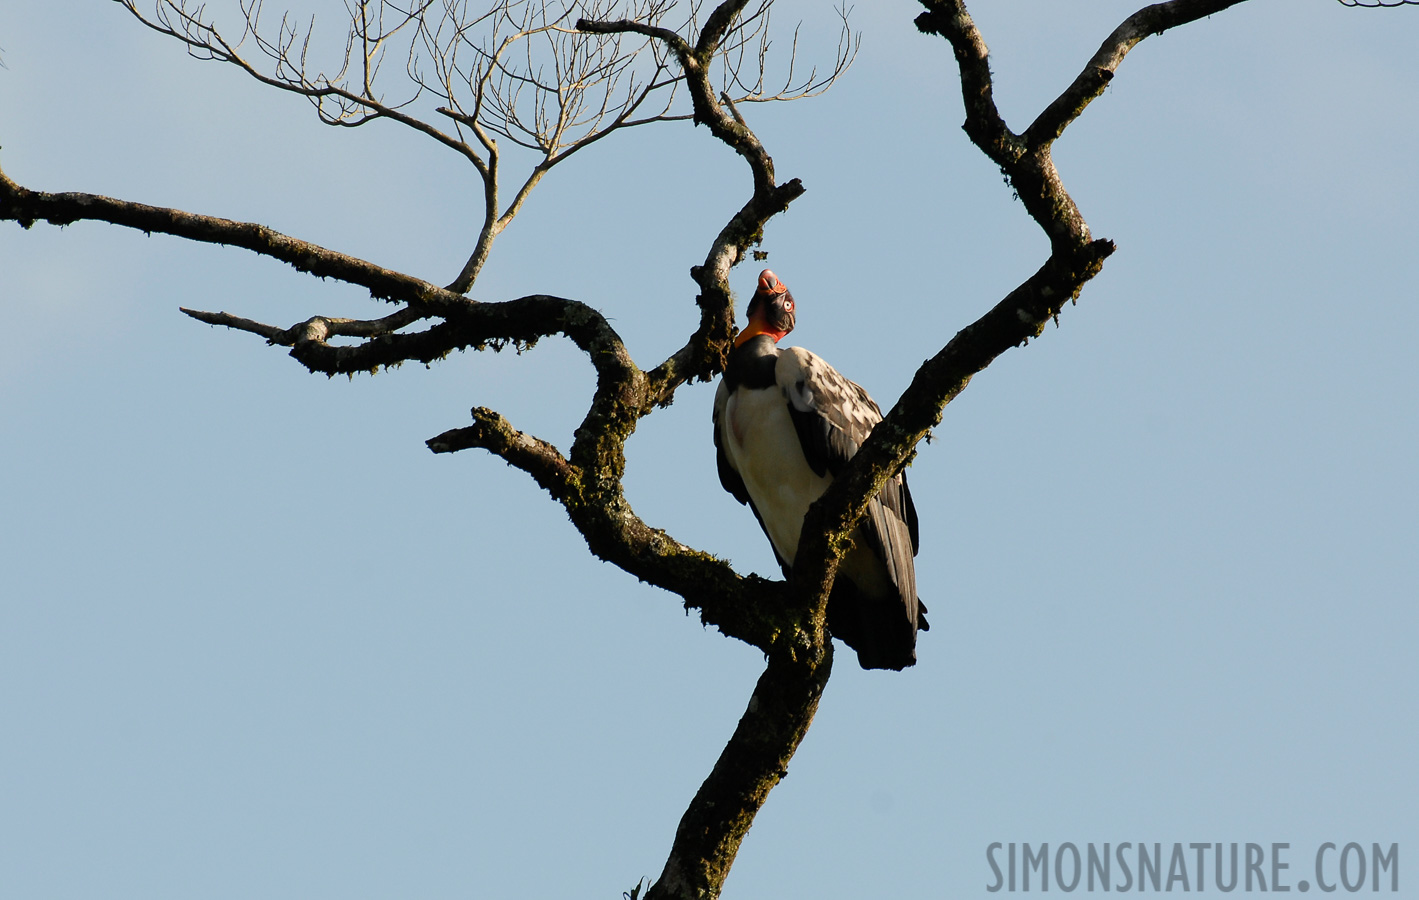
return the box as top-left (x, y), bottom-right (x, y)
top-left (734, 319), bottom-right (790, 348)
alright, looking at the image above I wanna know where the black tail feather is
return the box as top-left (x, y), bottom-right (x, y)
top-left (826, 580), bottom-right (922, 671)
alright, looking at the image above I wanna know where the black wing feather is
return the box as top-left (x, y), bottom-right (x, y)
top-left (712, 386), bottom-right (752, 506)
top-left (786, 400), bottom-right (860, 479)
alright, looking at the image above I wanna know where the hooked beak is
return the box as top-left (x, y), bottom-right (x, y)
top-left (757, 269), bottom-right (786, 295)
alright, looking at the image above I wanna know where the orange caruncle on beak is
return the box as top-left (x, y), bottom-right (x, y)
top-left (758, 269), bottom-right (786, 295)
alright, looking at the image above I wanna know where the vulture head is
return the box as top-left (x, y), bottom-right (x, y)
top-left (735, 269), bottom-right (796, 347)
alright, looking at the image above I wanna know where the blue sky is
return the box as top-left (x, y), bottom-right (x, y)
top-left (2, 1), bottom-right (1416, 897)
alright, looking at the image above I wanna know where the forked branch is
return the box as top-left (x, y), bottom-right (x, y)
top-left (793, 0), bottom-right (1254, 619)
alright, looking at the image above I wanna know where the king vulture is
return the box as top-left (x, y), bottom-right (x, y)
top-left (713, 270), bottom-right (927, 670)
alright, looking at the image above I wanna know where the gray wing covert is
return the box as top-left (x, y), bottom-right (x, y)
top-left (777, 347), bottom-right (879, 478)
top-left (777, 348), bottom-right (920, 557)
top-left (777, 348), bottom-right (926, 631)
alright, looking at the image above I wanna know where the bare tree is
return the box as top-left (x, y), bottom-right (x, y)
top-left (0, 0), bottom-right (1406, 897)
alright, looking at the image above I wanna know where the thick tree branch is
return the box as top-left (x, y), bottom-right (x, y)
top-left (1025, 0), bottom-right (1252, 148)
top-left (420, 404), bottom-right (798, 661)
top-left (0, 165), bottom-right (472, 314)
top-left (426, 406), bottom-right (579, 503)
top-left (794, 241), bottom-right (1115, 608)
top-left (427, 403), bottom-right (812, 658)
top-left (916, 0), bottom-right (1253, 252)
top-left (913, 0), bottom-right (1021, 168)
top-left (183, 291), bottom-right (639, 393)
top-left (644, 176), bottom-right (806, 403)
top-left (915, 3), bottom-right (1078, 249)
top-left (581, 1), bottom-right (776, 197)
top-left (182, 306), bottom-right (429, 347)
top-left (646, 645), bottom-right (833, 900)
top-left (697, 0), bottom-right (756, 58)
top-left (574, 18), bottom-right (688, 53)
